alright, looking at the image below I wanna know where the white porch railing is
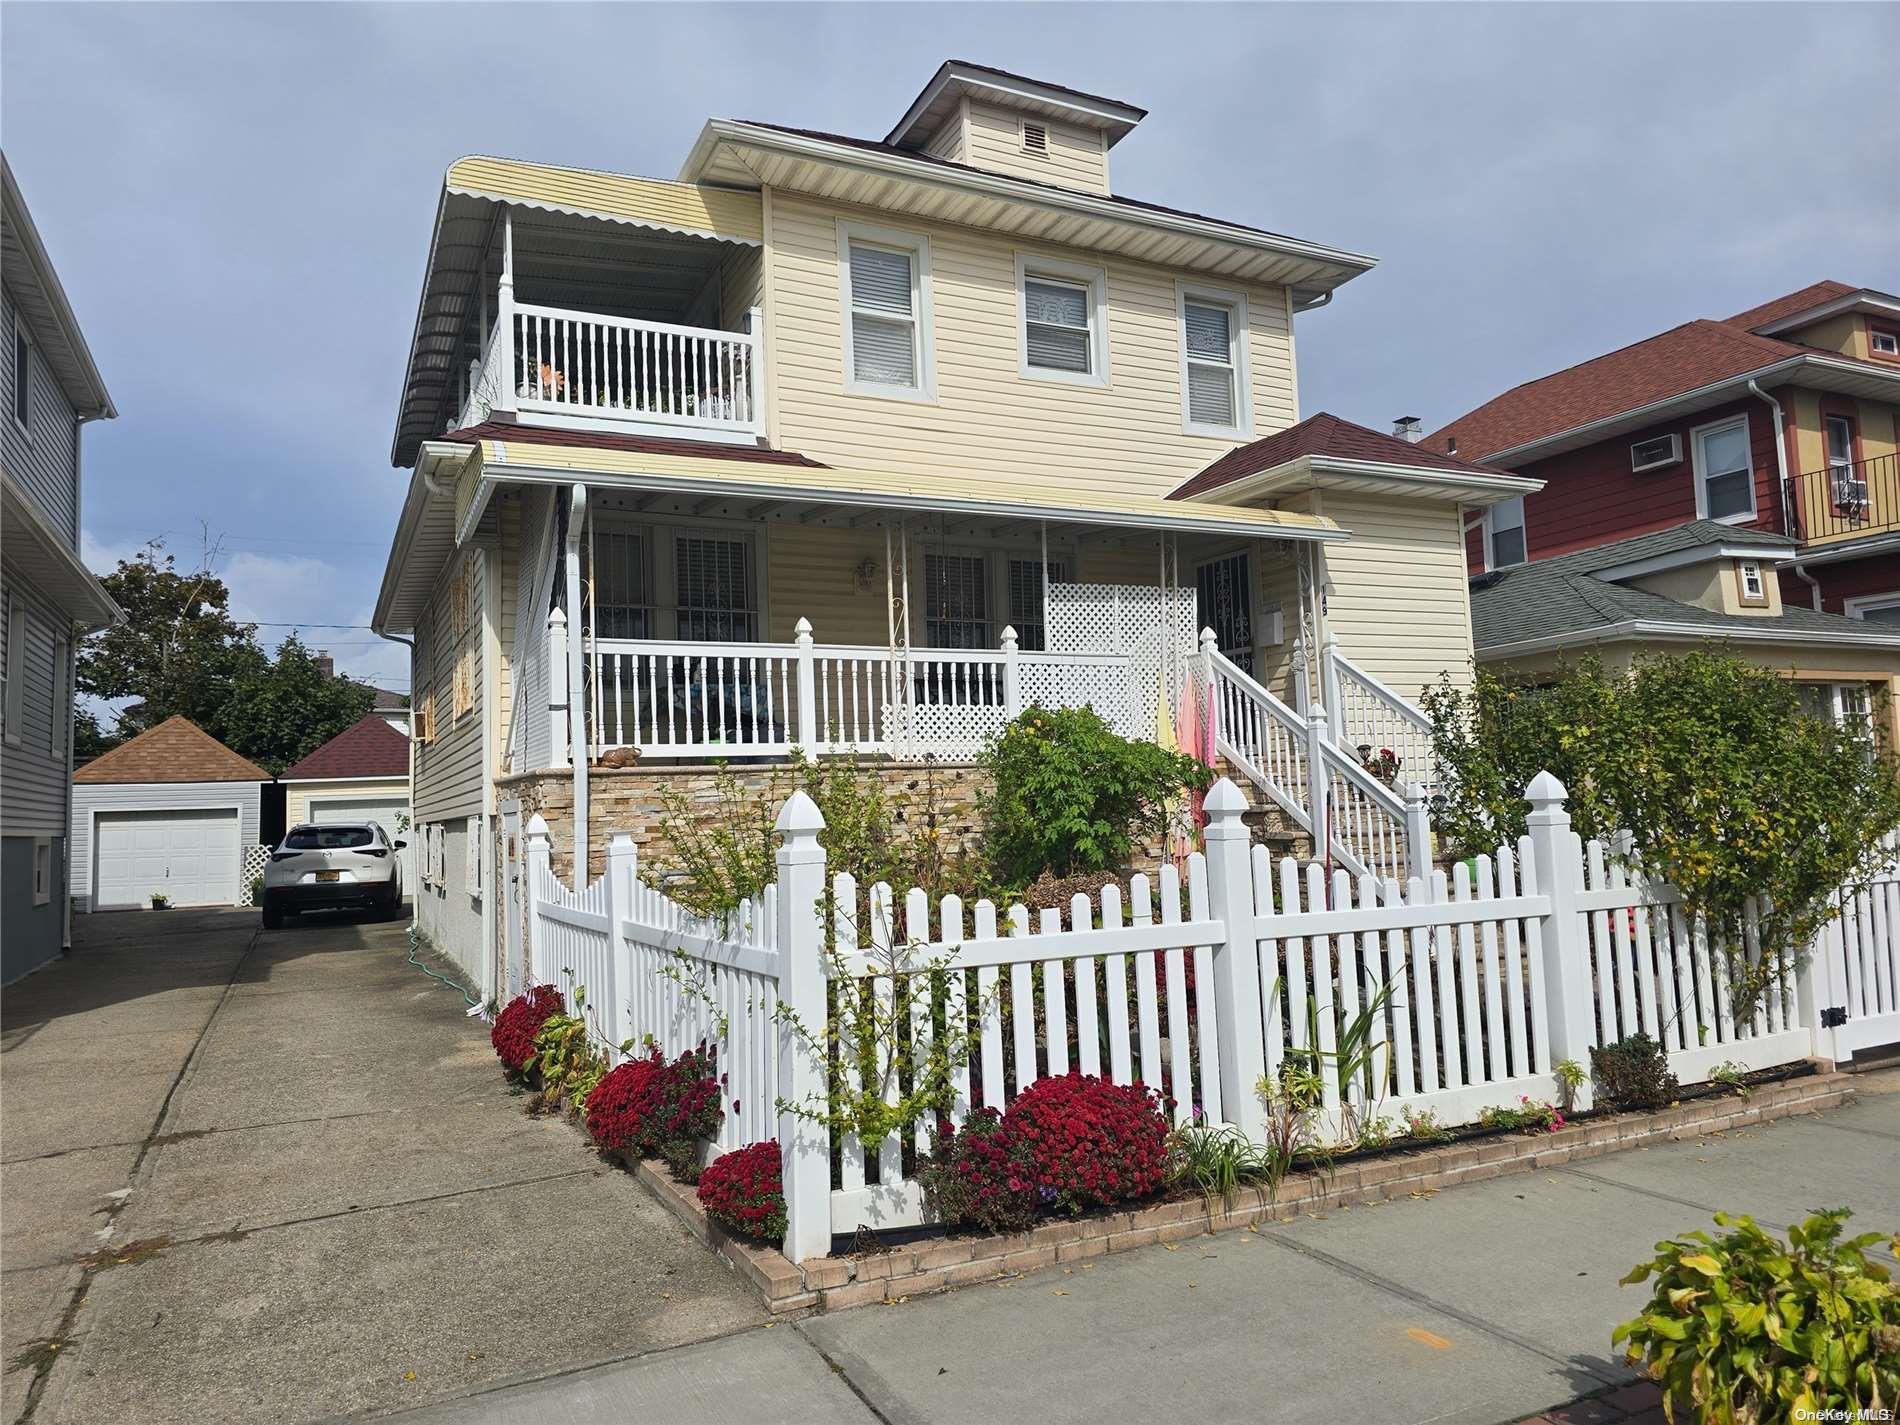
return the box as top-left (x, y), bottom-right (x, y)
top-left (586, 620), bottom-right (1132, 762)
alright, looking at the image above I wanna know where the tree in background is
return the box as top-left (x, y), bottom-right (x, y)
top-left (215, 634), bottom-right (373, 774)
top-left (79, 543), bottom-right (255, 739)
top-left (76, 542), bottom-right (377, 774)
top-left (1423, 650), bottom-right (1900, 1019)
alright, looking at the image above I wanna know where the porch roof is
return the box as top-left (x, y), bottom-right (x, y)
top-left (471, 435), bottom-right (1346, 544)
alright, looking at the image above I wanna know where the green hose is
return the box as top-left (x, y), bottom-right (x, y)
top-left (406, 922), bottom-right (480, 1008)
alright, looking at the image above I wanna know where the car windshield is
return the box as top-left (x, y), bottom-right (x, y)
top-left (283, 827), bottom-right (376, 850)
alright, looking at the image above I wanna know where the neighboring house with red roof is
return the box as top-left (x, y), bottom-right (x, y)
top-left (279, 713), bottom-right (414, 891)
top-left (69, 717), bottom-right (269, 913)
top-left (1432, 281), bottom-right (1900, 629)
top-left (373, 61), bottom-right (1533, 987)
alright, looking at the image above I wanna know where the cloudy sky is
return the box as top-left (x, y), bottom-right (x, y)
top-left (6, 3), bottom-right (1896, 702)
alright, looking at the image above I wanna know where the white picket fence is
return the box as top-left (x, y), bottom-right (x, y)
top-left (517, 772), bottom-right (1900, 1264)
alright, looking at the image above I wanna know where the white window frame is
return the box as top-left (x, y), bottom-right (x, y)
top-left (32, 837), bottom-right (51, 906)
top-left (1844, 592), bottom-right (1900, 622)
top-left (836, 220), bottom-right (935, 402)
top-left (1175, 280), bottom-right (1252, 438)
top-left (1015, 253), bottom-right (1108, 387)
top-left (1871, 327), bottom-right (1899, 357)
top-left (1690, 414), bottom-right (1757, 525)
top-left (2, 591), bottom-right (24, 745)
top-left (1629, 432), bottom-right (1682, 473)
top-left (11, 316), bottom-right (31, 441)
top-left (1737, 560), bottom-right (1765, 603)
top-left (1483, 495), bottom-right (1528, 570)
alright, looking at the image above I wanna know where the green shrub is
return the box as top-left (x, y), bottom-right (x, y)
top-left (981, 704), bottom-right (1211, 887)
top-left (1615, 1208), bottom-right (1900, 1420)
top-left (1591, 1033), bottom-right (1680, 1113)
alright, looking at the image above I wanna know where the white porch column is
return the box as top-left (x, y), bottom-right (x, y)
top-left (1001, 625), bottom-right (1021, 718)
top-left (1321, 631), bottom-right (1346, 745)
top-left (794, 618), bottom-right (818, 751)
top-left (547, 607), bottom-right (570, 769)
top-left (564, 485), bottom-right (590, 879)
top-left (494, 206), bottom-right (517, 416)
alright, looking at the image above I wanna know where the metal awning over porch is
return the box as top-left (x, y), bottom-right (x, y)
top-left (463, 435), bottom-right (1346, 545)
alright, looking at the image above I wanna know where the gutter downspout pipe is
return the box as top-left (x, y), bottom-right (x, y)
top-left (1747, 379), bottom-right (1821, 611)
top-left (564, 484), bottom-right (590, 879)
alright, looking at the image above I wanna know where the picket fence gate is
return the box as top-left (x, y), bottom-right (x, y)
top-left (517, 771), bottom-right (1900, 1265)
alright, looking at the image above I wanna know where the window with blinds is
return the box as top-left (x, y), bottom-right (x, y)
top-left (1024, 278), bottom-right (1092, 375)
top-left (1183, 298), bottom-right (1240, 430)
top-left (925, 552), bottom-right (989, 649)
top-left (676, 536), bottom-right (756, 642)
top-left (846, 240), bottom-right (920, 389)
top-left (1007, 557), bottom-right (1070, 651)
top-left (592, 528), bottom-right (650, 639)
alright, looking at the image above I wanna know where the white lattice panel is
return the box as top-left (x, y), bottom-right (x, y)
top-left (1045, 583), bottom-right (1197, 741)
top-left (242, 843), bottom-right (271, 903)
top-left (882, 698), bottom-right (1007, 760)
top-left (1017, 658), bottom-right (1135, 737)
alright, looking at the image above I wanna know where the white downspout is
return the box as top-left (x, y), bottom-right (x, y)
top-left (564, 484), bottom-right (590, 878)
top-left (1747, 379), bottom-right (1821, 611)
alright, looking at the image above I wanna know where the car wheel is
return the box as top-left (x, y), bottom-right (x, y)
top-left (262, 901), bottom-right (285, 930)
top-left (381, 884), bottom-right (404, 921)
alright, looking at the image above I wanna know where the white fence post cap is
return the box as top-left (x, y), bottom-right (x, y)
top-left (775, 789), bottom-right (825, 835)
top-left (608, 831), bottom-right (635, 851)
top-left (1524, 770), bottom-right (1568, 807)
top-left (794, 616), bottom-right (813, 641)
top-left (526, 813), bottom-right (550, 837)
top-left (1000, 625), bottom-right (1018, 648)
top-left (1200, 626), bottom-right (1218, 651)
top-left (547, 606), bottom-right (566, 628)
top-left (1203, 776), bottom-right (1247, 817)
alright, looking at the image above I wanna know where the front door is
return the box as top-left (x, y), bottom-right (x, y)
top-left (1196, 552), bottom-right (1254, 674)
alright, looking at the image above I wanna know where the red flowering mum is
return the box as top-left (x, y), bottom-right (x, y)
top-left (919, 1108), bottom-right (1041, 1234)
top-left (491, 985), bottom-right (565, 1074)
top-left (1004, 1072), bottom-right (1171, 1216)
top-left (584, 1046), bottom-right (669, 1154)
top-left (697, 1141), bottom-right (787, 1243)
top-left (652, 1044), bottom-right (724, 1181)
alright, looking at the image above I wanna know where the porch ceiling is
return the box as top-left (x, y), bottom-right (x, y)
top-left (391, 159), bottom-right (763, 469)
top-left (472, 437), bottom-right (1345, 545)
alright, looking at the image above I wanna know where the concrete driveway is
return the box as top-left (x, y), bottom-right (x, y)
top-left (1, 907), bottom-right (762, 1425)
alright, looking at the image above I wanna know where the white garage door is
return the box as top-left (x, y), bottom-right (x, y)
top-left (309, 797), bottom-right (414, 894)
top-left (94, 808), bottom-right (241, 910)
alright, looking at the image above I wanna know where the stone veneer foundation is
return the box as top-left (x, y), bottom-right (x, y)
top-left (624, 1070), bottom-right (1853, 1316)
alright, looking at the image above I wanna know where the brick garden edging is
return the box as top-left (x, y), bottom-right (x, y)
top-left (625, 1070), bottom-right (1855, 1315)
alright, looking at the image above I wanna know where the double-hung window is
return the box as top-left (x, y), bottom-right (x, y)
top-left (1825, 413), bottom-right (1865, 513)
top-left (1692, 416), bottom-right (1755, 522)
top-left (924, 552), bottom-right (989, 649)
top-left (1177, 283), bottom-right (1250, 436)
top-left (840, 223), bottom-right (931, 398)
top-left (1007, 556), bottom-right (1070, 651)
top-left (1485, 496), bottom-right (1528, 569)
top-left (675, 536), bottom-right (756, 642)
top-left (1017, 256), bottom-right (1105, 384)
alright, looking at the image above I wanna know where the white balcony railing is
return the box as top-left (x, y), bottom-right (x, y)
top-left (455, 301), bottom-right (764, 439)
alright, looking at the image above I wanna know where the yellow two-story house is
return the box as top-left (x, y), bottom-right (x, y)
top-left (372, 62), bottom-right (1536, 990)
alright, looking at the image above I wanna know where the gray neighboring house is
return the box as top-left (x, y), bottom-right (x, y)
top-left (1468, 520), bottom-right (1900, 747)
top-left (2, 152), bottom-right (121, 982)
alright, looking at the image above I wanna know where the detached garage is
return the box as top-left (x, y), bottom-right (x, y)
top-left (71, 716), bottom-right (266, 912)
top-left (279, 714), bottom-right (413, 891)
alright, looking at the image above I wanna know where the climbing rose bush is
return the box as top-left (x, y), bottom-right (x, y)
top-left (919, 1107), bottom-right (1041, 1235)
top-left (1006, 1073), bottom-right (1172, 1215)
top-left (584, 1047), bottom-right (670, 1155)
top-left (491, 985), bottom-right (565, 1074)
top-left (696, 1142), bottom-right (787, 1243)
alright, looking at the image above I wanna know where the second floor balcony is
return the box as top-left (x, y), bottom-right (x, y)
top-left (1792, 451), bottom-right (1899, 547)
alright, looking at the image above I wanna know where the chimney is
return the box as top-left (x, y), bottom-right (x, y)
top-left (315, 650), bottom-right (335, 680)
top-left (1392, 416), bottom-right (1424, 444)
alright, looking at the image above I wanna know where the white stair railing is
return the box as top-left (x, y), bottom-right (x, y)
top-left (1320, 634), bottom-right (1437, 794)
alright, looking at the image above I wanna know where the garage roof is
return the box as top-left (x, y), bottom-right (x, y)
top-left (280, 714), bottom-right (411, 782)
top-left (75, 716), bottom-right (270, 785)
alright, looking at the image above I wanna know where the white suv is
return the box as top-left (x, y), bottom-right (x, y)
top-left (262, 822), bottom-right (406, 928)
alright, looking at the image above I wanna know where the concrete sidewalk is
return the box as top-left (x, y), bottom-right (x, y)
top-left (2, 908), bottom-right (763, 1425)
top-left (376, 1072), bottom-right (1900, 1425)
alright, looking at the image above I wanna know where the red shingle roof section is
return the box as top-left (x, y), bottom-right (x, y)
top-left (1169, 412), bottom-right (1511, 500)
top-left (1428, 320), bottom-right (1811, 463)
top-left (444, 419), bottom-right (827, 467)
top-left (74, 716), bottom-right (270, 784)
top-left (281, 714), bottom-right (411, 781)
top-left (1725, 281), bottom-right (1855, 332)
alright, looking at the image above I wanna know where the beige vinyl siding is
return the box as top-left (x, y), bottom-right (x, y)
top-left (1316, 494), bottom-right (1477, 702)
top-left (922, 103), bottom-right (967, 162)
top-left (285, 777), bottom-right (410, 826)
top-left (720, 245), bottom-right (765, 328)
top-left (412, 543), bottom-right (488, 822)
top-left (765, 189), bottom-right (1298, 501)
top-left (0, 572), bottom-right (71, 836)
top-left (963, 101), bottom-right (1109, 194)
top-left (445, 157), bottom-right (764, 244)
top-left (508, 488), bottom-right (559, 773)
